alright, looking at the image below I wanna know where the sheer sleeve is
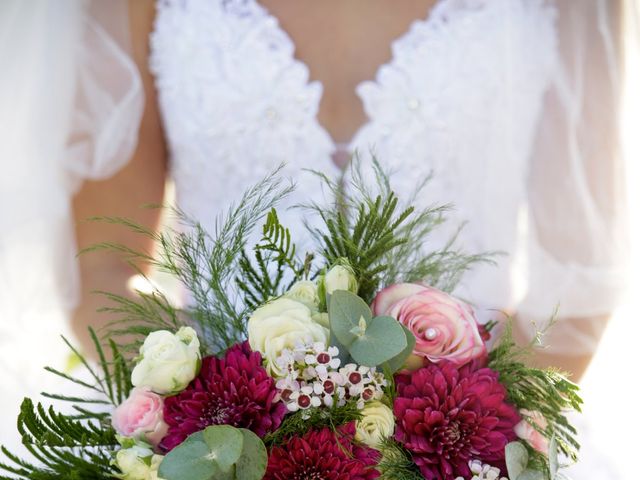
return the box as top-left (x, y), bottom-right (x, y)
top-left (0, 1), bottom-right (143, 449)
top-left (0, 0), bottom-right (142, 315)
top-left (517, 0), bottom-right (632, 354)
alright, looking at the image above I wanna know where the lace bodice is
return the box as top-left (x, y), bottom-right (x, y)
top-left (150, 0), bottom-right (625, 329)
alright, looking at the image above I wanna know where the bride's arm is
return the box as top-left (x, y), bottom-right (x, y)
top-left (515, 0), bottom-right (627, 381)
top-left (72, 0), bottom-right (166, 356)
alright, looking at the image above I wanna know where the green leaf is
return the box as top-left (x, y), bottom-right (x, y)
top-left (202, 426), bottom-right (244, 473)
top-left (329, 290), bottom-right (372, 346)
top-left (349, 315), bottom-right (407, 367)
top-left (159, 426), bottom-right (245, 480)
top-left (234, 429), bottom-right (268, 480)
top-left (517, 470), bottom-right (546, 480)
top-left (549, 435), bottom-right (559, 478)
top-left (505, 442), bottom-right (529, 480)
top-left (159, 433), bottom-right (218, 480)
top-left (383, 325), bottom-right (416, 373)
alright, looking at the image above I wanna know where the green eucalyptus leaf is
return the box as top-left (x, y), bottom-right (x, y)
top-left (548, 435), bottom-right (559, 478)
top-left (517, 470), bottom-right (546, 480)
top-left (202, 425), bottom-right (244, 473)
top-left (159, 426), bottom-right (246, 480)
top-left (383, 325), bottom-right (417, 373)
top-left (158, 433), bottom-right (217, 480)
top-left (505, 441), bottom-right (529, 480)
top-left (329, 330), bottom-right (352, 364)
top-left (349, 315), bottom-right (407, 367)
top-left (329, 290), bottom-right (372, 346)
top-left (234, 429), bottom-right (268, 480)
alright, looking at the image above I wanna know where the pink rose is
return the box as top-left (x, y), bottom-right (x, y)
top-left (112, 387), bottom-right (169, 446)
top-left (372, 283), bottom-right (486, 367)
top-left (514, 410), bottom-right (549, 454)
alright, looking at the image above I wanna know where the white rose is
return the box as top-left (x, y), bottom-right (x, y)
top-left (284, 280), bottom-right (320, 310)
top-left (324, 264), bottom-right (358, 295)
top-left (355, 401), bottom-right (395, 448)
top-left (131, 327), bottom-right (201, 395)
top-left (248, 298), bottom-right (329, 377)
top-left (116, 445), bottom-right (164, 480)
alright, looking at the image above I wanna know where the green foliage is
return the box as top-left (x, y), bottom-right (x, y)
top-left (159, 426), bottom-right (267, 480)
top-left (263, 400), bottom-right (362, 447)
top-left (235, 209), bottom-right (306, 311)
top-left (376, 439), bottom-right (424, 480)
top-left (506, 442), bottom-right (543, 480)
top-left (304, 157), bottom-right (492, 302)
top-left (489, 321), bottom-right (583, 472)
top-left (98, 289), bottom-right (183, 355)
top-left (0, 330), bottom-right (128, 479)
top-left (505, 439), bottom-right (566, 480)
top-left (83, 168), bottom-right (295, 354)
top-left (328, 290), bottom-right (410, 369)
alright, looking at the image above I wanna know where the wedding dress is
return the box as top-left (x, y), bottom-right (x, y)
top-left (0, 0), bottom-right (636, 476)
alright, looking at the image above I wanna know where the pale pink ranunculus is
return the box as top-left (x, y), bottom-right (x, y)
top-left (514, 410), bottom-right (549, 454)
top-left (112, 387), bottom-right (169, 446)
top-left (372, 283), bottom-right (486, 367)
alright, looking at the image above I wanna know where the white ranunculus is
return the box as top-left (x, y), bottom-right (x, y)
top-left (131, 326), bottom-right (201, 395)
top-left (355, 401), bottom-right (395, 448)
top-left (324, 264), bottom-right (358, 295)
top-left (115, 445), bottom-right (164, 480)
top-left (284, 280), bottom-right (320, 310)
top-left (248, 298), bottom-right (329, 377)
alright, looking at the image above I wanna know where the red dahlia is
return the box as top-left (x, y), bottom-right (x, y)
top-left (160, 342), bottom-right (286, 451)
top-left (394, 362), bottom-right (520, 480)
top-left (264, 422), bottom-right (380, 480)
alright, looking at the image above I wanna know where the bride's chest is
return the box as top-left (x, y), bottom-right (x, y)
top-left (150, 0), bottom-right (557, 215)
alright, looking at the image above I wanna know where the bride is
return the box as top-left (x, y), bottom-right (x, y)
top-left (0, 0), bottom-right (634, 473)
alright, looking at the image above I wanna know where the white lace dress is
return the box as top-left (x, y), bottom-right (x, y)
top-left (149, 0), bottom-right (626, 338)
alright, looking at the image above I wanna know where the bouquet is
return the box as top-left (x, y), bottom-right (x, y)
top-left (0, 163), bottom-right (581, 480)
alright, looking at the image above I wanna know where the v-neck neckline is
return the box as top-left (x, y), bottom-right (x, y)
top-left (250, 0), bottom-right (450, 153)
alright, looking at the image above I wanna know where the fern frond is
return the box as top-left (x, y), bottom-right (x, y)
top-left (80, 167), bottom-right (295, 353)
top-left (303, 155), bottom-right (491, 301)
top-left (377, 439), bottom-right (424, 480)
top-left (489, 320), bottom-right (583, 467)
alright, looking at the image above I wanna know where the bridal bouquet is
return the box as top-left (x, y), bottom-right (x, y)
top-left (0, 163), bottom-right (581, 480)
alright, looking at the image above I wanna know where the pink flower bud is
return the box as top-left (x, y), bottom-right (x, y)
top-left (112, 387), bottom-right (169, 447)
top-left (514, 410), bottom-right (549, 454)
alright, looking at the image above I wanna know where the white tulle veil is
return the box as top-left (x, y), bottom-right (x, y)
top-left (0, 1), bottom-right (637, 401)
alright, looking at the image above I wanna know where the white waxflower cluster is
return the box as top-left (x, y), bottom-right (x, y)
top-left (455, 460), bottom-right (507, 480)
top-left (274, 341), bottom-right (387, 413)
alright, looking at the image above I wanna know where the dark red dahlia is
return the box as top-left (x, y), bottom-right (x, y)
top-left (160, 342), bottom-right (286, 451)
top-left (264, 422), bottom-right (380, 480)
top-left (394, 362), bottom-right (520, 480)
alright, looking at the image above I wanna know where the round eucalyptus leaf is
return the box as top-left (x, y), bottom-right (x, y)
top-left (517, 470), bottom-right (546, 480)
top-left (158, 426), bottom-right (246, 480)
top-left (349, 315), bottom-right (407, 367)
top-left (505, 441), bottom-right (529, 480)
top-left (158, 435), bottom-right (216, 480)
top-left (234, 429), bottom-right (268, 480)
top-left (329, 290), bottom-right (372, 347)
top-left (383, 325), bottom-right (417, 373)
top-left (548, 435), bottom-right (559, 478)
top-left (202, 425), bottom-right (244, 473)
